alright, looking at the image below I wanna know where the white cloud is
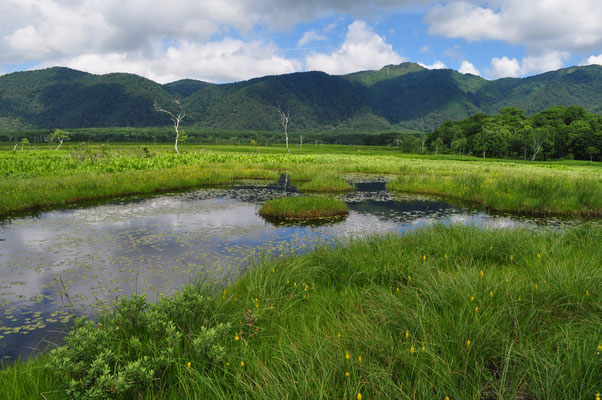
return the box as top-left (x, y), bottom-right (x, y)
top-left (305, 20), bottom-right (404, 75)
top-left (46, 39), bottom-right (301, 83)
top-left (425, 0), bottom-right (602, 54)
top-left (583, 54), bottom-right (602, 65)
top-left (490, 56), bottom-right (521, 78)
top-left (489, 52), bottom-right (569, 79)
top-left (297, 30), bottom-right (328, 47)
top-left (419, 60), bottom-right (446, 70)
top-left (419, 45), bottom-right (430, 53)
top-left (458, 60), bottom-right (480, 76)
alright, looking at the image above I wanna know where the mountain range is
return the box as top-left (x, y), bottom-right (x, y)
top-left (0, 62), bottom-right (600, 132)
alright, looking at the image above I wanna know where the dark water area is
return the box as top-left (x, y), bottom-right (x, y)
top-left (0, 176), bottom-right (585, 362)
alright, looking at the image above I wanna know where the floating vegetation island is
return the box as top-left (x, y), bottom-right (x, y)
top-left (259, 195), bottom-right (349, 221)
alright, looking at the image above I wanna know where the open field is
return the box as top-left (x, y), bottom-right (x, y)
top-left (1, 223), bottom-right (600, 399)
top-left (1, 143), bottom-right (600, 216)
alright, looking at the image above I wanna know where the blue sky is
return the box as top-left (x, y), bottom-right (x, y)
top-left (0, 1), bottom-right (600, 83)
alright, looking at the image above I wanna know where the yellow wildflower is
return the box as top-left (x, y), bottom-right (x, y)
top-left (346, 352), bottom-right (350, 361)
top-left (358, 355), bottom-right (362, 363)
top-left (537, 253), bottom-right (541, 259)
top-left (408, 275), bottom-right (412, 281)
top-left (235, 335), bottom-right (239, 341)
top-left (187, 362), bottom-right (191, 369)
top-left (470, 296), bottom-right (474, 301)
top-left (444, 253), bottom-right (448, 259)
top-left (510, 255), bottom-right (513, 261)
top-left (475, 306), bottom-right (479, 313)
top-left (466, 339), bottom-right (471, 348)
top-left (489, 291), bottom-right (493, 298)
top-left (345, 372), bottom-right (350, 377)
top-left (337, 332), bottom-right (341, 339)
top-left (480, 270), bottom-right (484, 280)
top-left (357, 394), bottom-right (362, 400)
top-left (405, 330), bottom-right (409, 339)
top-left (240, 361), bottom-right (244, 367)
top-left (410, 346), bottom-right (415, 354)
top-left (423, 255), bottom-right (426, 262)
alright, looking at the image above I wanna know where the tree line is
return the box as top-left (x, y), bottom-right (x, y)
top-left (425, 106), bottom-right (601, 161)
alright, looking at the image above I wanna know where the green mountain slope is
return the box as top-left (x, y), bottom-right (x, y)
top-left (0, 63), bottom-right (600, 132)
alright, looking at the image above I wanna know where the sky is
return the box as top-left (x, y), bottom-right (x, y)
top-left (0, 0), bottom-right (601, 84)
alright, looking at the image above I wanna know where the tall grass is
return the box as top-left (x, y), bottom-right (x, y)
top-left (0, 144), bottom-right (600, 215)
top-left (1, 224), bottom-right (599, 399)
top-left (259, 195), bottom-right (349, 220)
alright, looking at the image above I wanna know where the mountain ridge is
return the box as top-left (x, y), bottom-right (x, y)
top-left (0, 63), bottom-right (600, 132)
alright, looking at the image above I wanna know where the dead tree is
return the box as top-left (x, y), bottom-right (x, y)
top-left (154, 99), bottom-right (185, 154)
top-left (278, 105), bottom-right (290, 154)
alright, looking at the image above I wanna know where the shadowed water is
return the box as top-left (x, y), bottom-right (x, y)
top-left (0, 177), bottom-right (582, 362)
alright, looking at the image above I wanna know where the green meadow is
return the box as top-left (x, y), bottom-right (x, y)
top-left (0, 143), bottom-right (600, 216)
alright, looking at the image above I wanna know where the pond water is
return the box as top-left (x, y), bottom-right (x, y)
top-left (0, 177), bottom-right (582, 362)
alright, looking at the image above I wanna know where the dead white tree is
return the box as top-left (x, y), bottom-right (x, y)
top-left (154, 99), bottom-right (185, 154)
top-left (277, 105), bottom-right (290, 154)
top-left (530, 128), bottom-right (548, 161)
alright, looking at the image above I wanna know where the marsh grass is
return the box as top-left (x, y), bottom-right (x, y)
top-left (0, 144), bottom-right (600, 215)
top-left (259, 195), bottom-right (349, 220)
top-left (1, 224), bottom-right (600, 399)
top-left (295, 174), bottom-right (354, 193)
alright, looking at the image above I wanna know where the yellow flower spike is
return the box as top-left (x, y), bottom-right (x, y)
top-left (586, 290), bottom-right (590, 296)
top-left (410, 346), bottom-right (415, 354)
top-left (490, 245), bottom-right (493, 250)
top-left (535, 284), bottom-right (539, 290)
top-left (226, 362), bottom-right (230, 366)
top-left (255, 298), bottom-right (258, 302)
top-left (358, 355), bottom-right (362, 363)
top-left (489, 291), bottom-right (493, 298)
top-left (421, 344), bottom-right (425, 352)
top-left (405, 330), bottom-right (409, 339)
top-left (466, 339), bottom-right (471, 348)
top-left (423, 255), bottom-right (426, 262)
top-left (537, 253), bottom-right (541, 259)
top-left (345, 372), bottom-right (350, 377)
top-left (235, 335), bottom-right (239, 341)
top-left (445, 397), bottom-right (450, 400)
top-left (470, 296), bottom-right (474, 302)
top-left (255, 303), bottom-right (259, 308)
top-left (596, 344), bottom-right (602, 351)
top-left (287, 280), bottom-right (290, 284)
top-left (357, 393), bottom-right (362, 400)
top-left (222, 289), bottom-right (227, 298)
top-left (510, 255), bottom-right (513, 261)
top-left (337, 332), bottom-right (341, 340)
top-left (480, 270), bottom-right (484, 280)
top-left (475, 306), bottom-right (479, 313)
top-left (240, 361), bottom-right (244, 367)
top-left (396, 287), bottom-right (400, 292)
top-left (408, 275), bottom-right (412, 282)
top-left (444, 253), bottom-right (448, 259)
top-left (346, 352), bottom-right (350, 361)
top-left (270, 305), bottom-right (274, 310)
top-left (187, 362), bottom-right (191, 369)
top-left (272, 268), bottom-right (275, 273)
top-left (294, 282), bottom-right (297, 287)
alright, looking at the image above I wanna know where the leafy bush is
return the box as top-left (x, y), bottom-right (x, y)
top-left (48, 286), bottom-right (230, 399)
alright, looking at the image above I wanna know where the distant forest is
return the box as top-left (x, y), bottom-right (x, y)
top-left (2, 105), bottom-right (600, 161)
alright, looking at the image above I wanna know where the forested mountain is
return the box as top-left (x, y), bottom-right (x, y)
top-left (0, 63), bottom-right (600, 132)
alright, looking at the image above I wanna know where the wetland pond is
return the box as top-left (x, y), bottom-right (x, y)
top-left (0, 176), bottom-right (584, 362)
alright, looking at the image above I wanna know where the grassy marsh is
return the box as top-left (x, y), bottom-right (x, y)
top-left (259, 195), bottom-right (349, 220)
top-left (0, 143), bottom-right (600, 216)
top-left (1, 223), bottom-right (600, 399)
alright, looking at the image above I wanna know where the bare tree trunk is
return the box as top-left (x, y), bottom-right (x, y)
top-left (56, 138), bottom-right (63, 151)
top-left (300, 134), bottom-right (303, 152)
top-left (278, 106), bottom-right (290, 154)
top-left (13, 142), bottom-right (18, 151)
top-left (154, 99), bottom-right (185, 155)
top-left (531, 138), bottom-right (543, 161)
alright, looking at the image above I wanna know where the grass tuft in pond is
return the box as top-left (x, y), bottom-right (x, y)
top-left (259, 195), bottom-right (349, 220)
top-left (295, 174), bottom-right (354, 193)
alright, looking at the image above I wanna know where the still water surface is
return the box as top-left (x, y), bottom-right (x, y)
top-left (0, 177), bottom-right (579, 361)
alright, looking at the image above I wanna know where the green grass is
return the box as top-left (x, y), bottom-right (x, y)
top-left (259, 195), bottom-right (349, 220)
top-left (0, 143), bottom-right (600, 216)
top-left (295, 174), bottom-right (354, 193)
top-left (1, 223), bottom-right (600, 399)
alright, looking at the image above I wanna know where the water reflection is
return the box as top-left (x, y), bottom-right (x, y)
top-left (0, 178), bottom-right (586, 362)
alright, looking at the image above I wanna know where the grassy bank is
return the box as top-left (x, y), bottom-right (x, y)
top-left (0, 144), bottom-right (600, 216)
top-left (259, 195), bottom-right (349, 220)
top-left (1, 224), bottom-right (600, 399)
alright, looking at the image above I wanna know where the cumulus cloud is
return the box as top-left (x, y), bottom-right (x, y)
top-left (45, 39), bottom-right (301, 83)
top-left (425, 0), bottom-right (602, 54)
top-left (489, 52), bottom-right (569, 79)
top-left (419, 60), bottom-right (446, 70)
top-left (305, 20), bottom-right (404, 75)
top-left (583, 54), bottom-right (602, 65)
top-left (458, 60), bottom-right (480, 75)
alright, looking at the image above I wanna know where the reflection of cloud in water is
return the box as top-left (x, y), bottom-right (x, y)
top-left (0, 181), bottom-right (584, 361)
